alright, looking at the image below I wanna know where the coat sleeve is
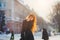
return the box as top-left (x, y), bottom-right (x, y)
top-left (20, 20), bottom-right (26, 40)
top-left (20, 32), bottom-right (24, 40)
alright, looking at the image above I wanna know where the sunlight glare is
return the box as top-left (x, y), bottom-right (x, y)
top-left (23, 0), bottom-right (59, 22)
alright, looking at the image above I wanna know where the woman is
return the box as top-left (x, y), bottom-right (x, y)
top-left (42, 28), bottom-right (49, 40)
top-left (20, 14), bottom-right (37, 40)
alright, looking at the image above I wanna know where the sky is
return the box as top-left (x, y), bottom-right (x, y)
top-left (19, 0), bottom-right (60, 22)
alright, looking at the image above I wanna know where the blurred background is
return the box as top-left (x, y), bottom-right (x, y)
top-left (0, 0), bottom-right (60, 40)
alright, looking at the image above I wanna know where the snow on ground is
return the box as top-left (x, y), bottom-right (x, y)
top-left (35, 35), bottom-right (60, 40)
top-left (34, 32), bottom-right (60, 40)
top-left (49, 35), bottom-right (60, 40)
top-left (0, 32), bottom-right (60, 40)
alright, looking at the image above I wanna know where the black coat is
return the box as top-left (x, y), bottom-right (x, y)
top-left (10, 32), bottom-right (14, 40)
top-left (42, 29), bottom-right (49, 40)
top-left (20, 20), bottom-right (34, 40)
top-left (20, 30), bottom-right (34, 40)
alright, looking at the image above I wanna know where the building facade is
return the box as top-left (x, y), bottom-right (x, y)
top-left (0, 0), bottom-right (31, 33)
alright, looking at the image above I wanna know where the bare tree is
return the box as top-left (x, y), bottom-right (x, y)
top-left (52, 2), bottom-right (60, 32)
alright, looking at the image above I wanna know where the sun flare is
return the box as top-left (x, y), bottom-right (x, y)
top-left (21, 0), bottom-right (59, 21)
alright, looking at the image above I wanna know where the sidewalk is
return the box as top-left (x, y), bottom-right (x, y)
top-left (35, 35), bottom-right (60, 40)
top-left (0, 33), bottom-right (60, 40)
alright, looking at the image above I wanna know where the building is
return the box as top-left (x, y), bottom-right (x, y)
top-left (0, 0), bottom-right (7, 32)
top-left (0, 0), bottom-right (31, 33)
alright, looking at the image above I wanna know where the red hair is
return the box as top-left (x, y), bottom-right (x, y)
top-left (26, 14), bottom-right (37, 33)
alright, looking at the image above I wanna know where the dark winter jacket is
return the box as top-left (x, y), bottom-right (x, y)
top-left (10, 31), bottom-right (14, 40)
top-left (20, 30), bottom-right (34, 40)
top-left (20, 20), bottom-right (34, 40)
top-left (42, 28), bottom-right (49, 40)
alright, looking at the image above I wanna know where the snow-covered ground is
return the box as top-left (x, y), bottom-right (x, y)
top-left (0, 32), bottom-right (60, 40)
top-left (34, 32), bottom-right (60, 40)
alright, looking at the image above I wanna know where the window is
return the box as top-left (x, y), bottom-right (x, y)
top-left (2, 3), bottom-right (5, 8)
top-left (0, 2), bottom-right (2, 7)
top-left (0, 2), bottom-right (6, 8)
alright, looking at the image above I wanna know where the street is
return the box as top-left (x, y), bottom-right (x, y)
top-left (0, 32), bottom-right (60, 40)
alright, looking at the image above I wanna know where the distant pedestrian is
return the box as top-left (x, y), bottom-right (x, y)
top-left (42, 28), bottom-right (49, 40)
top-left (10, 31), bottom-right (14, 40)
top-left (20, 13), bottom-right (37, 40)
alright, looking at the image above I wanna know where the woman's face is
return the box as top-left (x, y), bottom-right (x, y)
top-left (29, 16), bottom-right (34, 21)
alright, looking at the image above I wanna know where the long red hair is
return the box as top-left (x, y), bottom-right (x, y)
top-left (26, 14), bottom-right (37, 33)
